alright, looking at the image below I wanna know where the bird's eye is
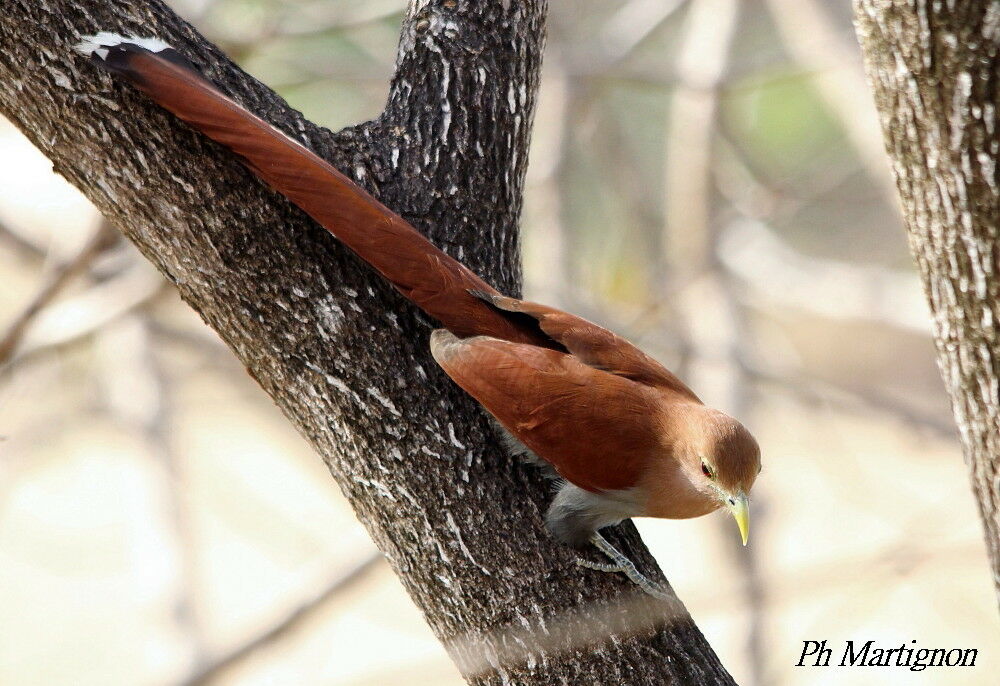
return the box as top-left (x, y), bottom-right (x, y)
top-left (701, 461), bottom-right (714, 479)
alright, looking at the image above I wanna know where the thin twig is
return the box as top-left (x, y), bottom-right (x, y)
top-left (745, 360), bottom-right (956, 438)
top-left (178, 551), bottom-right (384, 686)
top-left (596, 0), bottom-right (689, 68)
top-left (5, 262), bottom-right (166, 368)
top-left (0, 221), bottom-right (115, 365)
top-left (717, 218), bottom-right (930, 333)
top-left (97, 314), bottom-right (212, 669)
top-left (219, 2), bottom-right (404, 62)
top-left (0, 216), bottom-right (46, 260)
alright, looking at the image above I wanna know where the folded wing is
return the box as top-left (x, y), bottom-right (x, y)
top-left (430, 329), bottom-right (665, 492)
top-left (470, 292), bottom-right (701, 401)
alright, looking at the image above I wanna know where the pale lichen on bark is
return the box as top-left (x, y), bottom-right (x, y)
top-left (854, 0), bottom-right (1000, 597)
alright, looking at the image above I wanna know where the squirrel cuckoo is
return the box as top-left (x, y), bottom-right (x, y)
top-left (75, 33), bottom-right (761, 597)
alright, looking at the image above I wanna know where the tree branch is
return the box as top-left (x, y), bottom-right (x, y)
top-left (0, 0), bottom-right (736, 682)
top-left (854, 0), bottom-right (1000, 605)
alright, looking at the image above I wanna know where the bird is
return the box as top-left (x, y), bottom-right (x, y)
top-left (74, 33), bottom-right (761, 597)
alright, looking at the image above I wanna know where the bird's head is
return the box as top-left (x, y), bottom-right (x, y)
top-left (685, 410), bottom-right (761, 545)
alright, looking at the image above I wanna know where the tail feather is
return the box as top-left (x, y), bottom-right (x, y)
top-left (75, 33), bottom-right (550, 346)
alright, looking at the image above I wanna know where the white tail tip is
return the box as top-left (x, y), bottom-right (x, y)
top-left (74, 32), bottom-right (172, 60)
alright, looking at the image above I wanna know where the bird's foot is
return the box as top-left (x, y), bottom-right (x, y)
top-left (575, 557), bottom-right (625, 573)
top-left (576, 532), bottom-right (672, 600)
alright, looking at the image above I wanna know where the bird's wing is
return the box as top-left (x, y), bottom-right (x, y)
top-left (430, 330), bottom-right (663, 492)
top-left (470, 291), bottom-right (701, 401)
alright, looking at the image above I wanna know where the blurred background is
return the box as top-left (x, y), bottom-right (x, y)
top-left (1, 0), bottom-right (997, 684)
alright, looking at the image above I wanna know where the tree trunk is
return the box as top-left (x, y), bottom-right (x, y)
top-left (854, 2), bottom-right (1000, 603)
top-left (0, 1), bottom-right (737, 683)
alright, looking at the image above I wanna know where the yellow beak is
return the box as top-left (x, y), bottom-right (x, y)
top-left (729, 492), bottom-right (750, 546)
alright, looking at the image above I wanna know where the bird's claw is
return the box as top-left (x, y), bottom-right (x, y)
top-left (575, 557), bottom-right (625, 573)
top-left (581, 532), bottom-right (672, 600)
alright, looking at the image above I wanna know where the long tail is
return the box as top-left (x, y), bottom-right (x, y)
top-left (75, 32), bottom-right (547, 346)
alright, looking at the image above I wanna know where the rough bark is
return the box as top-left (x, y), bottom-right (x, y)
top-left (0, 0), bottom-right (737, 683)
top-left (854, 2), bottom-right (1000, 601)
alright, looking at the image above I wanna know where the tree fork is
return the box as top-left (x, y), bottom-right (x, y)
top-left (0, 0), bottom-right (736, 682)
